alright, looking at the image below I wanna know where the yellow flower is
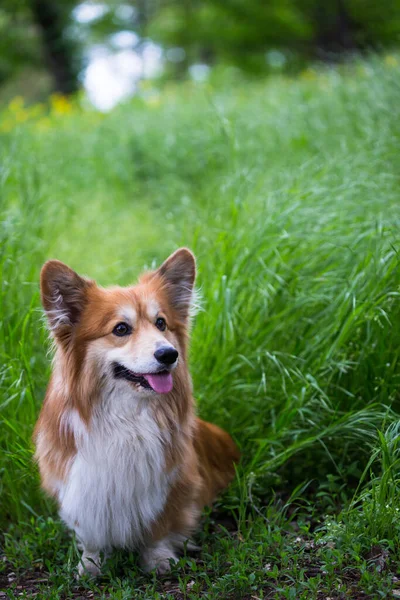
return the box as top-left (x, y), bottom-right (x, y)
top-left (50, 93), bottom-right (73, 115)
top-left (15, 109), bottom-right (28, 123)
top-left (0, 119), bottom-right (14, 133)
top-left (384, 55), bottom-right (398, 68)
top-left (8, 96), bottom-right (24, 113)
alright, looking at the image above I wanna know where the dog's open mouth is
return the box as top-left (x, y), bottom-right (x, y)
top-left (113, 363), bottom-right (173, 394)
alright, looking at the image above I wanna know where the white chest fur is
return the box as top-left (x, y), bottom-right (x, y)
top-left (58, 393), bottom-right (172, 551)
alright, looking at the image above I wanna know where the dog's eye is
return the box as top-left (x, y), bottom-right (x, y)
top-left (155, 317), bottom-right (167, 331)
top-left (113, 322), bottom-right (132, 337)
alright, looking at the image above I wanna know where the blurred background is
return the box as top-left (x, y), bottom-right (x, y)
top-left (1, 0), bottom-right (400, 111)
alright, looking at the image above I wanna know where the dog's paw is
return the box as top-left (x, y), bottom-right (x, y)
top-left (155, 557), bottom-right (175, 575)
top-left (141, 540), bottom-right (177, 575)
top-left (77, 553), bottom-right (101, 579)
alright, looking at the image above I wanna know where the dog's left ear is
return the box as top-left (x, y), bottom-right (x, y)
top-left (157, 248), bottom-right (196, 321)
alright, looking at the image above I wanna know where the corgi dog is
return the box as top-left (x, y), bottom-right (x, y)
top-left (34, 248), bottom-right (239, 577)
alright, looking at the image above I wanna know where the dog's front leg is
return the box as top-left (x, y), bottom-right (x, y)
top-left (141, 536), bottom-right (178, 574)
top-left (77, 546), bottom-right (102, 578)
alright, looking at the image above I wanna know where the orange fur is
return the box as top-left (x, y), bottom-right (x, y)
top-left (34, 248), bottom-right (239, 575)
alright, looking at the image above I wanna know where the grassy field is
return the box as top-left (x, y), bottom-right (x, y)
top-left (1, 56), bottom-right (400, 599)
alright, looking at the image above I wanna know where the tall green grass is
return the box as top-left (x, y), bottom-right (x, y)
top-left (1, 56), bottom-right (400, 548)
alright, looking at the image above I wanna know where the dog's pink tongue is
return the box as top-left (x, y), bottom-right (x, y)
top-left (145, 373), bottom-right (173, 394)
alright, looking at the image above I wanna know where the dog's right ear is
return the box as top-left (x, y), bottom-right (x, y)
top-left (40, 260), bottom-right (92, 340)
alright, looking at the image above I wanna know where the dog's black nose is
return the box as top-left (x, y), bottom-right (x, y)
top-left (154, 346), bottom-right (178, 366)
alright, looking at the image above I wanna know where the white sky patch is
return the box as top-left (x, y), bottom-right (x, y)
top-left (73, 1), bottom-right (108, 24)
top-left (189, 63), bottom-right (210, 83)
top-left (83, 43), bottom-right (163, 111)
top-left (73, 2), bottom-right (164, 110)
top-left (265, 49), bottom-right (287, 69)
top-left (110, 30), bottom-right (139, 50)
top-left (115, 4), bottom-right (136, 21)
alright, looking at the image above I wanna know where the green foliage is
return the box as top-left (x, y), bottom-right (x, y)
top-left (320, 422), bottom-right (400, 550)
top-left (0, 0), bottom-right (81, 98)
top-left (1, 55), bottom-right (400, 596)
top-left (0, 3), bottom-right (43, 85)
top-left (2, 0), bottom-right (400, 99)
top-left (150, 0), bottom-right (400, 72)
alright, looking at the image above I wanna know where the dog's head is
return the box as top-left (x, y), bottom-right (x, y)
top-left (40, 249), bottom-right (196, 398)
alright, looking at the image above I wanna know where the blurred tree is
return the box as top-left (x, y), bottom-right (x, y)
top-left (147, 0), bottom-right (400, 73)
top-left (0, 0), bottom-right (80, 97)
top-left (0, 0), bottom-right (399, 101)
top-left (0, 2), bottom-right (42, 87)
top-left (148, 0), bottom-right (312, 73)
top-left (300, 0), bottom-right (400, 57)
top-left (30, 0), bottom-right (81, 95)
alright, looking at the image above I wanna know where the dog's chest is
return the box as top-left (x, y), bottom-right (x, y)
top-left (58, 405), bottom-right (172, 550)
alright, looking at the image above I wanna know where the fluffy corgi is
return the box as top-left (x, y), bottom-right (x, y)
top-left (34, 248), bottom-right (239, 577)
